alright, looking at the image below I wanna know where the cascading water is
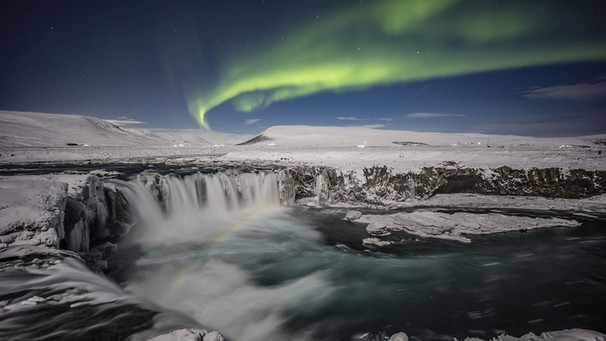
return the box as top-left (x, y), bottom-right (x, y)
top-left (107, 171), bottom-right (606, 341)
top-left (115, 171), bottom-right (280, 246)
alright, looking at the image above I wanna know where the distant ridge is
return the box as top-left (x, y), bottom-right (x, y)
top-left (230, 125), bottom-right (604, 149)
top-left (0, 111), bottom-right (215, 147)
top-left (2, 111), bottom-right (604, 149)
top-left (237, 134), bottom-right (273, 146)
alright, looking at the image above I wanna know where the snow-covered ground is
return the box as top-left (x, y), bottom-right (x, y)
top-left (0, 110), bottom-right (249, 163)
top-left (1, 111), bottom-right (604, 173)
top-left (225, 125), bottom-right (606, 173)
top-left (352, 192), bottom-right (606, 242)
top-left (0, 175), bottom-right (69, 251)
top-left (357, 209), bottom-right (582, 243)
top-left (0, 173), bottom-right (106, 255)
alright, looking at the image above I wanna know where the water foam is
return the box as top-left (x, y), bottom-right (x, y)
top-left (115, 171), bottom-right (280, 247)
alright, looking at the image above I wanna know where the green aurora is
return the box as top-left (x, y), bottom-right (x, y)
top-left (185, 0), bottom-right (606, 129)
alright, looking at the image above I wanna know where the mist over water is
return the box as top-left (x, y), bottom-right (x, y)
top-left (112, 172), bottom-right (606, 341)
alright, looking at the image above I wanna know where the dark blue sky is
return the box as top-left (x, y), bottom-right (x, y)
top-left (1, 0), bottom-right (605, 136)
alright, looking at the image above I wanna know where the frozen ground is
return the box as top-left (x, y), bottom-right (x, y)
top-left (357, 210), bottom-right (583, 243)
top-left (344, 193), bottom-right (606, 243)
top-left (230, 125), bottom-right (606, 173)
top-left (1, 111), bottom-right (604, 173)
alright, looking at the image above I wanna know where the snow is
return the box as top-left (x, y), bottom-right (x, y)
top-left (214, 125), bottom-right (605, 173)
top-left (347, 192), bottom-right (606, 243)
top-left (388, 332), bottom-right (409, 341)
top-left (0, 110), bottom-right (154, 147)
top-left (1, 111), bottom-right (604, 173)
top-left (0, 110), bottom-right (248, 163)
top-left (243, 125), bottom-right (596, 148)
top-left (392, 193), bottom-right (606, 213)
top-left (0, 110), bottom-right (251, 148)
top-left (0, 176), bottom-right (68, 248)
top-left (0, 174), bottom-right (107, 255)
top-left (344, 210), bottom-right (362, 221)
top-left (355, 210), bottom-right (581, 243)
top-left (459, 328), bottom-right (606, 341)
top-left (147, 328), bottom-right (225, 341)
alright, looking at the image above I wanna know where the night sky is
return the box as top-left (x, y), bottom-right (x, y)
top-left (1, 0), bottom-right (605, 136)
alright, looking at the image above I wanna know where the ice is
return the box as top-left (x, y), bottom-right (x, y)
top-left (147, 328), bottom-right (225, 341)
top-left (344, 210), bottom-right (362, 221)
top-left (362, 237), bottom-right (393, 246)
top-left (388, 332), bottom-right (409, 341)
top-left (366, 221), bottom-right (390, 236)
top-left (0, 176), bottom-right (69, 249)
top-left (458, 328), bottom-right (606, 341)
top-left (0, 110), bottom-right (239, 163)
top-left (357, 210), bottom-right (582, 243)
top-left (223, 125), bottom-right (606, 173)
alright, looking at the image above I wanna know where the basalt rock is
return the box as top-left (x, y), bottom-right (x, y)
top-left (283, 165), bottom-right (606, 206)
top-left (484, 166), bottom-right (606, 198)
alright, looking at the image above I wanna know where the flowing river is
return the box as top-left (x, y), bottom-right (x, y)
top-left (107, 172), bottom-right (606, 341)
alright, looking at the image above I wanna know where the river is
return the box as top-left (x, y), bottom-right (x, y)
top-left (107, 172), bottom-right (606, 341)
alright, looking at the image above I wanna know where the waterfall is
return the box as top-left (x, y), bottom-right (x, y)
top-left (130, 171), bottom-right (280, 213)
top-left (113, 171), bottom-right (280, 246)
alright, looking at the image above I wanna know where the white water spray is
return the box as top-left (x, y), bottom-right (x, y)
top-left (116, 171), bottom-right (280, 246)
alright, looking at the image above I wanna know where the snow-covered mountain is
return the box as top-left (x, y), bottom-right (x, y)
top-left (239, 125), bottom-right (604, 148)
top-left (3, 110), bottom-right (604, 150)
top-left (1, 111), bottom-right (605, 173)
top-left (0, 111), bottom-right (160, 147)
top-left (0, 110), bottom-right (237, 147)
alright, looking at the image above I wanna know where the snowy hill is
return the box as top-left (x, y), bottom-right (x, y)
top-left (3, 111), bottom-right (603, 150)
top-left (227, 125), bottom-right (606, 173)
top-left (128, 128), bottom-right (252, 146)
top-left (240, 125), bottom-right (604, 148)
top-left (1, 111), bottom-right (605, 172)
top-left (123, 128), bottom-right (212, 147)
top-left (0, 111), bottom-right (156, 147)
top-left (0, 111), bottom-right (218, 147)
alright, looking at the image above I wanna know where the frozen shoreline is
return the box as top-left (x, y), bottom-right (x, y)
top-left (356, 209), bottom-right (583, 244)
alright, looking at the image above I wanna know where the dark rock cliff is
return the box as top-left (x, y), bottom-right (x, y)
top-left (278, 165), bottom-right (606, 206)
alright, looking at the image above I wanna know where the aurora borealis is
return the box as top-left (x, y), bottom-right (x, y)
top-left (1, 0), bottom-right (605, 135)
top-left (186, 0), bottom-right (606, 129)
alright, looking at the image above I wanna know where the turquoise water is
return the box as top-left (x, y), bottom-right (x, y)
top-left (114, 205), bottom-right (606, 341)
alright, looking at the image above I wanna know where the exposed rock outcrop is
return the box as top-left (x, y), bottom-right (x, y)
top-left (278, 165), bottom-right (606, 206)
